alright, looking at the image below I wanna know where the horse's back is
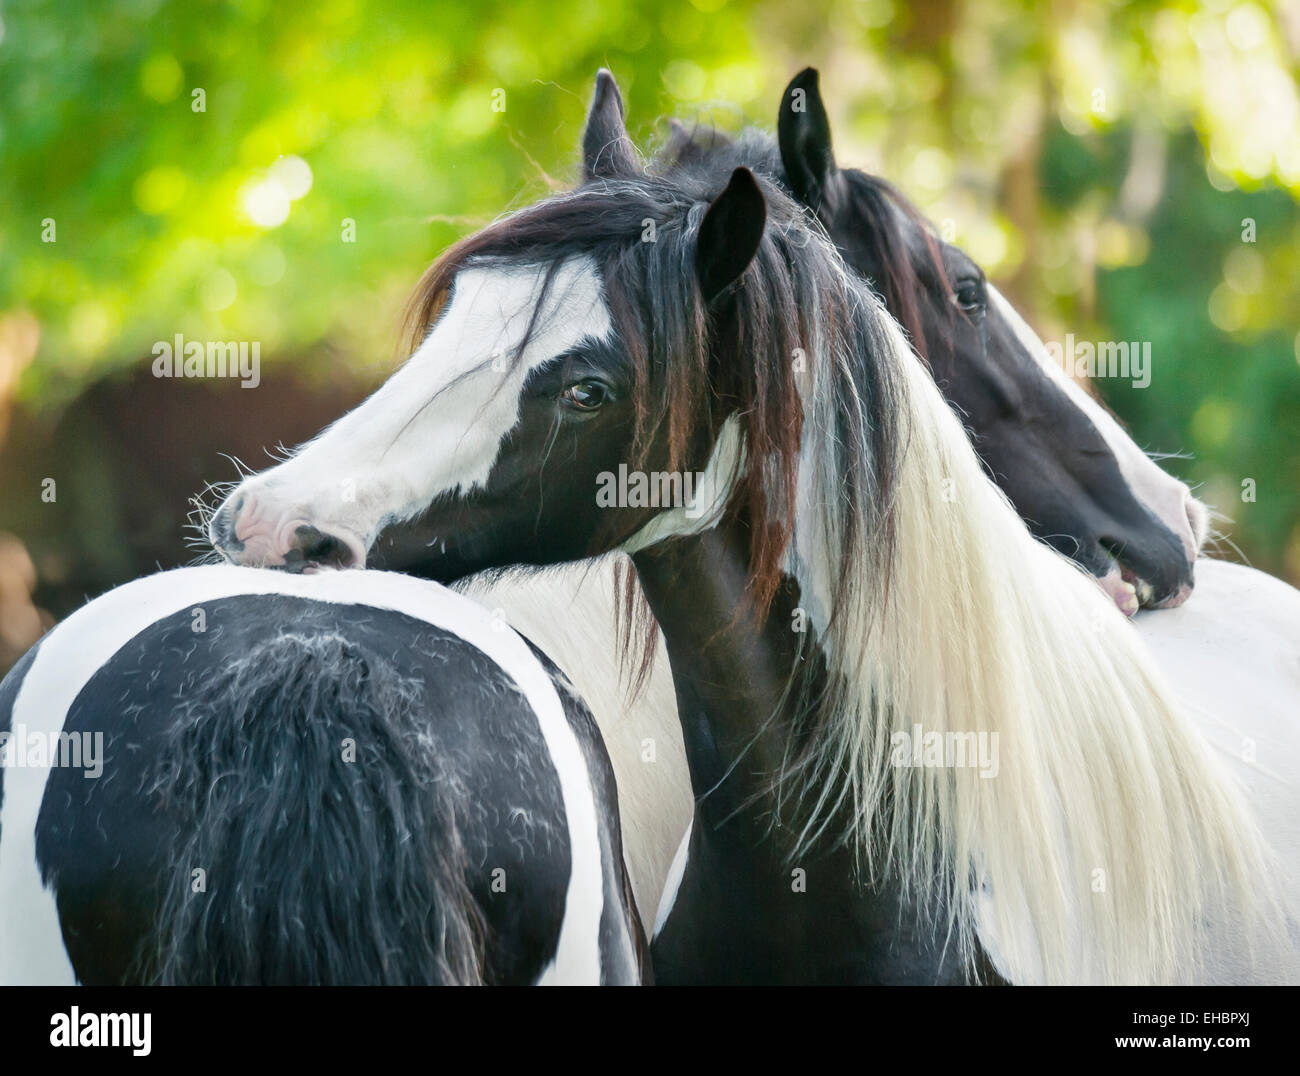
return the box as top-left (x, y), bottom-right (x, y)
top-left (0, 566), bottom-right (642, 985)
top-left (1135, 558), bottom-right (1300, 983)
top-left (982, 560), bottom-right (1300, 984)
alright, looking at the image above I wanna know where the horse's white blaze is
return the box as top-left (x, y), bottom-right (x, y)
top-left (988, 286), bottom-right (1204, 564)
top-left (218, 258), bottom-right (612, 556)
top-left (0, 566), bottom-right (606, 985)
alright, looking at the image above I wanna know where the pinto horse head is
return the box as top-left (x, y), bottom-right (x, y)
top-left (662, 67), bottom-right (1207, 613)
top-left (780, 66), bottom-right (1206, 610)
top-left (211, 73), bottom-right (782, 584)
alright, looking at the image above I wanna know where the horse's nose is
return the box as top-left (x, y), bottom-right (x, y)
top-left (1136, 490), bottom-right (1206, 610)
top-left (209, 490), bottom-right (364, 571)
top-left (282, 525), bottom-right (361, 571)
top-left (1099, 519), bottom-right (1195, 612)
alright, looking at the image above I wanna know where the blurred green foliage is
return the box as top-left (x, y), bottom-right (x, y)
top-left (1, 0), bottom-right (1298, 579)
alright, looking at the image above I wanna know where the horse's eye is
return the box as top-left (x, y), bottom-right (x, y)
top-left (560, 379), bottom-right (611, 411)
top-left (954, 281), bottom-right (984, 312)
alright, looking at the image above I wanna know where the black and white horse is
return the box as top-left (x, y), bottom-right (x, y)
top-left (513, 70), bottom-right (1299, 947)
top-left (454, 74), bottom-right (1300, 978)
top-left (662, 67), bottom-right (1206, 616)
top-left (206, 83), bottom-right (1293, 982)
top-left (0, 566), bottom-right (646, 984)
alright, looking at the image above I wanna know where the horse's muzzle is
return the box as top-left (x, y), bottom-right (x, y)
top-left (210, 492), bottom-right (365, 572)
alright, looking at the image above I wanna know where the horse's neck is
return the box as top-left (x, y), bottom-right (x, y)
top-left (630, 517), bottom-right (816, 841)
top-left (631, 518), bottom-right (995, 983)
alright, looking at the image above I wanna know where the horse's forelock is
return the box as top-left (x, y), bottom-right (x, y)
top-left (401, 184), bottom-right (677, 354)
top-left (844, 173), bottom-right (958, 367)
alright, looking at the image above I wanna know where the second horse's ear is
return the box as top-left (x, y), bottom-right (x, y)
top-left (777, 67), bottom-right (838, 220)
top-left (696, 168), bottom-right (767, 305)
top-left (582, 69), bottom-right (638, 181)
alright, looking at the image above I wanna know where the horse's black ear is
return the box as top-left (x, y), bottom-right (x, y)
top-left (582, 69), bottom-right (638, 181)
top-left (696, 167), bottom-right (766, 305)
top-left (777, 67), bottom-right (838, 219)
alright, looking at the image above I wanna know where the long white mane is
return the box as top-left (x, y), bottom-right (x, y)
top-left (788, 270), bottom-right (1286, 984)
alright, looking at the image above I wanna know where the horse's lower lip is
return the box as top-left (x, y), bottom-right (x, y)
top-left (1095, 556), bottom-right (1141, 617)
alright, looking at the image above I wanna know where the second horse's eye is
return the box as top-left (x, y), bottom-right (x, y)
top-left (561, 380), bottom-right (611, 411)
top-left (954, 281), bottom-right (983, 312)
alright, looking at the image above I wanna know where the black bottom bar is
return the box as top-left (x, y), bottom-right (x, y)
top-left (2, 985), bottom-right (1294, 1063)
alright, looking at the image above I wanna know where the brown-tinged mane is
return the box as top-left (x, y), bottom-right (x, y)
top-left (400, 168), bottom-right (899, 641)
top-left (398, 167), bottom-right (902, 663)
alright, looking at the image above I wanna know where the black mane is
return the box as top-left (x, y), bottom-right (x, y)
top-left (654, 124), bottom-right (953, 364)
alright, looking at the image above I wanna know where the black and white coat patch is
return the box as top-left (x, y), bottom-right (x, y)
top-left (0, 565), bottom-right (645, 985)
